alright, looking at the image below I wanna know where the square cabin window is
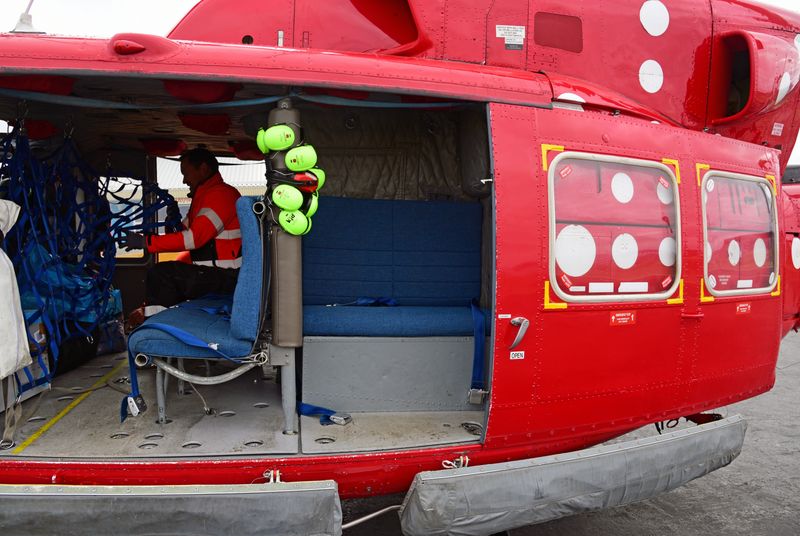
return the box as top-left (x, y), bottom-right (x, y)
top-left (548, 152), bottom-right (681, 303)
top-left (702, 172), bottom-right (778, 296)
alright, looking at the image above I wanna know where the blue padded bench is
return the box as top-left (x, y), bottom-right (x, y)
top-left (128, 196), bottom-right (263, 359)
top-left (302, 197), bottom-right (483, 337)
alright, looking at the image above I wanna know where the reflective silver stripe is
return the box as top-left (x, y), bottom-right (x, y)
top-left (197, 208), bottom-right (225, 232)
top-left (182, 229), bottom-right (195, 250)
top-left (215, 258), bottom-right (242, 269)
top-left (143, 305), bottom-right (166, 317)
top-left (217, 228), bottom-right (242, 240)
top-left (193, 258), bottom-right (242, 269)
top-left (181, 216), bottom-right (189, 228)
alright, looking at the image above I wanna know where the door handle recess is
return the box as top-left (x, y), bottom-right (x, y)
top-left (509, 317), bottom-right (530, 350)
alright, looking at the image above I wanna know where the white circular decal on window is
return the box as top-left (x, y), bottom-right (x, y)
top-left (656, 182), bottom-right (673, 205)
top-left (639, 60), bottom-right (664, 94)
top-left (753, 238), bottom-right (767, 268)
top-left (708, 274), bottom-right (717, 289)
top-left (611, 172), bottom-right (635, 203)
top-left (777, 72), bottom-right (792, 105)
top-left (706, 178), bottom-right (715, 192)
top-left (555, 225), bottom-right (597, 277)
top-left (612, 233), bottom-right (639, 269)
top-left (705, 241), bottom-right (712, 263)
top-left (728, 240), bottom-right (741, 266)
top-left (792, 237), bottom-right (800, 269)
top-left (640, 0), bottom-right (670, 37)
top-left (658, 237), bottom-right (676, 267)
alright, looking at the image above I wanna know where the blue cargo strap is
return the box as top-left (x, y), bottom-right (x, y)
top-left (2, 129), bottom-right (180, 392)
top-left (470, 300), bottom-right (486, 390)
top-left (298, 402), bottom-right (351, 426)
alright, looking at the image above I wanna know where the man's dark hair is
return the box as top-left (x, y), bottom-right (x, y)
top-left (180, 147), bottom-right (219, 175)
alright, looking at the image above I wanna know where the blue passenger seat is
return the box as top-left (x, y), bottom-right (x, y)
top-left (302, 197), bottom-right (485, 336)
top-left (127, 196), bottom-right (264, 359)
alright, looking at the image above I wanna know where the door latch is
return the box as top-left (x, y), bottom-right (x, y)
top-left (509, 317), bottom-right (530, 350)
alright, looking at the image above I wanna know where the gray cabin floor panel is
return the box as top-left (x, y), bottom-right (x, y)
top-left (1, 351), bottom-right (482, 459)
top-left (300, 411), bottom-right (483, 454)
top-left (3, 352), bottom-right (298, 458)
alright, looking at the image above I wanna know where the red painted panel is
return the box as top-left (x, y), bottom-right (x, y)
top-left (485, 1), bottom-right (529, 69)
top-left (168, 0), bottom-right (295, 47)
top-left (491, 101), bottom-right (782, 451)
top-left (526, 0), bottom-right (713, 129)
top-left (485, 103), bottom-right (542, 445)
top-left (294, 0), bottom-right (418, 52)
top-left (534, 12), bottom-right (583, 53)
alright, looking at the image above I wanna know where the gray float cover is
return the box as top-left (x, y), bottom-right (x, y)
top-left (0, 480), bottom-right (342, 536)
top-left (400, 415), bottom-right (746, 536)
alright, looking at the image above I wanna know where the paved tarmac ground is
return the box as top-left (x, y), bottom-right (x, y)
top-left (342, 332), bottom-right (800, 536)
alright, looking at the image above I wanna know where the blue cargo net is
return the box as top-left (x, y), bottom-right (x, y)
top-left (0, 127), bottom-right (179, 393)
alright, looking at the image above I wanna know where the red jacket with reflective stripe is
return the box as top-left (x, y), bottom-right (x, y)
top-left (146, 173), bottom-right (242, 268)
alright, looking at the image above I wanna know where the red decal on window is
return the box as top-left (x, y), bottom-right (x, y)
top-left (610, 311), bottom-right (637, 326)
top-left (658, 176), bottom-right (670, 189)
top-left (661, 275), bottom-right (673, 288)
top-left (561, 274), bottom-right (573, 288)
top-left (559, 165), bottom-right (573, 179)
top-left (736, 303), bottom-right (751, 314)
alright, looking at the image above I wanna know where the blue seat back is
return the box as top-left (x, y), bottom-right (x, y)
top-left (303, 197), bottom-right (482, 306)
top-left (230, 196), bottom-right (264, 340)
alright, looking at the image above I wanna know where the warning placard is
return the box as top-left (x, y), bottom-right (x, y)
top-left (496, 25), bottom-right (525, 50)
top-left (610, 311), bottom-right (637, 326)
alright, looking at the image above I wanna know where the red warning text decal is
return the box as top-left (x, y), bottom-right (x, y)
top-left (610, 311), bottom-right (637, 326)
top-left (736, 303), bottom-right (751, 315)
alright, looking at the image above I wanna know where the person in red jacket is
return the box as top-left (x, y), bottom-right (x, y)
top-left (119, 148), bottom-right (242, 326)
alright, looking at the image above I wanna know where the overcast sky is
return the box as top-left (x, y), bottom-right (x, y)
top-left (0, 0), bottom-right (798, 164)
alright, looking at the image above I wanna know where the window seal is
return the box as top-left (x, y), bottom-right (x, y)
top-left (547, 151), bottom-right (682, 304)
top-left (701, 170), bottom-right (778, 297)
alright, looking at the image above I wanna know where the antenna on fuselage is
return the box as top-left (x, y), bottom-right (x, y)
top-left (11, 0), bottom-right (44, 34)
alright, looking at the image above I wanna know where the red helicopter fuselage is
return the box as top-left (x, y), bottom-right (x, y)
top-left (0, 0), bottom-right (797, 511)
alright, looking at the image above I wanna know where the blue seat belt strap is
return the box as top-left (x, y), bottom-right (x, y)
top-left (121, 322), bottom-right (241, 421)
top-left (470, 300), bottom-right (486, 390)
top-left (298, 402), bottom-right (348, 426)
top-left (129, 322), bottom-right (239, 362)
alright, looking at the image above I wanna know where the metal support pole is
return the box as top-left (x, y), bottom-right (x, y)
top-left (155, 368), bottom-right (167, 424)
top-left (280, 349), bottom-right (297, 434)
top-left (177, 360), bottom-right (186, 396)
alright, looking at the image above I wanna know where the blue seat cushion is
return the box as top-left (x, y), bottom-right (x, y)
top-left (229, 196), bottom-right (264, 340)
top-left (303, 305), bottom-right (490, 337)
top-left (128, 297), bottom-right (252, 359)
top-left (303, 197), bottom-right (482, 307)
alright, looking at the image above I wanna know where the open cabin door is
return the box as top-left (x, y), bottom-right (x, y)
top-left (487, 102), bottom-right (694, 451)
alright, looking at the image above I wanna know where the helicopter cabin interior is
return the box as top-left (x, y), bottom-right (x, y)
top-left (0, 75), bottom-right (495, 459)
